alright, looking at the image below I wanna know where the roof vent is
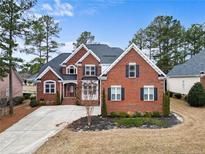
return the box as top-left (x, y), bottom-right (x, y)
top-left (200, 71), bottom-right (205, 74)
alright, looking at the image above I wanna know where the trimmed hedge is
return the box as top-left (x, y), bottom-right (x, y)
top-left (101, 89), bottom-right (107, 117)
top-left (163, 93), bottom-right (170, 117)
top-left (187, 82), bottom-right (205, 107)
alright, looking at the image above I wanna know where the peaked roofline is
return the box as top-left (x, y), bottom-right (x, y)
top-left (60, 44), bottom-right (89, 66)
top-left (35, 66), bottom-right (63, 81)
top-left (100, 43), bottom-right (166, 77)
top-left (75, 49), bottom-right (100, 65)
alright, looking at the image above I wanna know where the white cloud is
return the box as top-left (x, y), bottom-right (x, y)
top-left (42, 0), bottom-right (74, 17)
top-left (42, 3), bottom-right (53, 12)
top-left (58, 41), bottom-right (74, 53)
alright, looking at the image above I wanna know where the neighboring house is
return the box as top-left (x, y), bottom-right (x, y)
top-left (0, 69), bottom-right (23, 98)
top-left (35, 43), bottom-right (166, 113)
top-left (167, 50), bottom-right (205, 95)
top-left (20, 73), bottom-right (37, 95)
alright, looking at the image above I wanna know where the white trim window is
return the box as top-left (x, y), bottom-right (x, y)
top-left (44, 80), bottom-right (56, 94)
top-left (67, 65), bottom-right (77, 74)
top-left (111, 86), bottom-right (121, 101)
top-left (85, 65), bottom-right (96, 76)
top-left (129, 63), bottom-right (136, 78)
top-left (82, 81), bottom-right (98, 100)
top-left (143, 86), bottom-right (154, 101)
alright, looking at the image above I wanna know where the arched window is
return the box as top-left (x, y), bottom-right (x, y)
top-left (44, 80), bottom-right (56, 94)
top-left (67, 65), bottom-right (77, 74)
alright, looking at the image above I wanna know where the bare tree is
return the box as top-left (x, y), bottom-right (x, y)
top-left (81, 80), bottom-right (97, 126)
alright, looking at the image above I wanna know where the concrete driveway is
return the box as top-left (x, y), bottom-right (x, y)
top-left (0, 105), bottom-right (100, 154)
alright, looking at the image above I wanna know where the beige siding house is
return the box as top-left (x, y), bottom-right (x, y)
top-left (167, 50), bottom-right (205, 95)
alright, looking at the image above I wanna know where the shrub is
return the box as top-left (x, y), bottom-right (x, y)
top-left (116, 117), bottom-right (167, 127)
top-left (151, 111), bottom-right (161, 117)
top-left (169, 91), bottom-right (173, 97)
top-left (163, 93), bottom-right (170, 117)
top-left (30, 97), bottom-right (38, 107)
top-left (127, 111), bottom-right (135, 118)
top-left (101, 89), bottom-right (107, 117)
top-left (134, 112), bottom-right (142, 117)
top-left (13, 96), bottom-right (24, 106)
top-left (110, 112), bottom-right (119, 118)
top-left (56, 91), bottom-right (62, 105)
top-left (119, 112), bottom-right (128, 118)
top-left (144, 112), bottom-right (152, 118)
top-left (174, 93), bottom-right (182, 99)
top-left (187, 82), bottom-right (205, 107)
top-left (23, 93), bottom-right (31, 99)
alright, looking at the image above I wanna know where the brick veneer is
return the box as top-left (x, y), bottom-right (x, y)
top-left (101, 48), bottom-right (165, 113)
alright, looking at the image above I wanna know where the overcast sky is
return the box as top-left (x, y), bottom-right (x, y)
top-left (15, 0), bottom-right (205, 63)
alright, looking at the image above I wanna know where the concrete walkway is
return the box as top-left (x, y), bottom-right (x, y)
top-left (0, 105), bottom-right (100, 154)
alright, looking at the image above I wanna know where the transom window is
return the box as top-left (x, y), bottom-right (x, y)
top-left (85, 65), bottom-right (96, 76)
top-left (143, 86), bottom-right (154, 101)
top-left (44, 80), bottom-right (56, 94)
top-left (111, 86), bottom-right (121, 101)
top-left (82, 81), bottom-right (98, 100)
top-left (67, 65), bottom-right (77, 74)
top-left (129, 63), bottom-right (136, 78)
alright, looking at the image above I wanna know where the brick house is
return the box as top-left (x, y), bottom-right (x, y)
top-left (35, 43), bottom-right (166, 113)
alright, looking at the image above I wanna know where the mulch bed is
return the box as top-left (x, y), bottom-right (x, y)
top-left (68, 113), bottom-right (182, 132)
top-left (0, 102), bottom-right (38, 133)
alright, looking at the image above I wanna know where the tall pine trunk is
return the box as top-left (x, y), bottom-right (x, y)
top-left (9, 0), bottom-right (14, 115)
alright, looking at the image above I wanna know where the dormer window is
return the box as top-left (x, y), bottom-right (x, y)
top-left (67, 65), bottom-right (77, 75)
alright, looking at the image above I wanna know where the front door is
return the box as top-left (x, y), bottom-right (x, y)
top-left (65, 83), bottom-right (76, 97)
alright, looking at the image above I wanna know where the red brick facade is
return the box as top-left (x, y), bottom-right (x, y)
top-left (200, 76), bottom-right (205, 89)
top-left (36, 44), bottom-right (165, 113)
top-left (101, 48), bottom-right (164, 113)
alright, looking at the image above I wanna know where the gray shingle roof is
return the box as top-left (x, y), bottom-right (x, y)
top-left (86, 44), bottom-right (124, 63)
top-left (37, 44), bottom-right (124, 80)
top-left (37, 53), bottom-right (71, 80)
top-left (167, 50), bottom-right (205, 77)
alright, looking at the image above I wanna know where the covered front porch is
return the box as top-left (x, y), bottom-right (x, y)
top-left (62, 81), bottom-right (77, 105)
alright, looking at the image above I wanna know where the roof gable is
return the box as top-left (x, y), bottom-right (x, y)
top-left (36, 66), bottom-right (63, 80)
top-left (100, 43), bottom-right (166, 77)
top-left (60, 44), bottom-right (89, 65)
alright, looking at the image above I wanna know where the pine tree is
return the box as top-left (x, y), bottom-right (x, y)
top-left (185, 24), bottom-right (204, 57)
top-left (0, 0), bottom-right (36, 114)
top-left (40, 15), bottom-right (61, 63)
top-left (73, 31), bottom-right (95, 49)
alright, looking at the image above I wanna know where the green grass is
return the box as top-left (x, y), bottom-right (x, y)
top-left (115, 117), bottom-right (167, 127)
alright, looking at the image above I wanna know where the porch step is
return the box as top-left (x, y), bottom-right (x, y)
top-left (62, 97), bottom-right (76, 105)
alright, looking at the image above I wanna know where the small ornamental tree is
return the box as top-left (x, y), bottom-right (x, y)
top-left (101, 89), bottom-right (107, 117)
top-left (163, 93), bottom-right (170, 117)
top-left (187, 82), bottom-right (205, 107)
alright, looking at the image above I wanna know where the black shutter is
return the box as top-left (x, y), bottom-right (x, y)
top-left (154, 88), bottom-right (158, 101)
top-left (121, 88), bottom-right (125, 100)
top-left (140, 88), bottom-right (144, 101)
top-left (83, 66), bottom-right (85, 75)
top-left (126, 64), bottom-right (129, 77)
top-left (108, 88), bottom-right (111, 100)
top-left (136, 64), bottom-right (139, 77)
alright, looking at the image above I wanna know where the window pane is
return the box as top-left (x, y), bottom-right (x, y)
top-left (93, 85), bottom-right (97, 95)
top-left (45, 88), bottom-right (50, 93)
top-left (144, 88), bottom-right (148, 94)
top-left (149, 94), bottom-right (154, 100)
top-left (149, 88), bottom-right (154, 95)
top-left (117, 94), bottom-right (121, 100)
top-left (144, 94), bottom-right (148, 101)
top-left (111, 94), bottom-right (115, 100)
top-left (69, 68), bottom-right (74, 74)
top-left (129, 72), bottom-right (135, 77)
top-left (117, 88), bottom-right (121, 94)
top-left (51, 88), bottom-right (55, 93)
top-left (129, 65), bottom-right (135, 70)
top-left (51, 84), bottom-right (54, 89)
